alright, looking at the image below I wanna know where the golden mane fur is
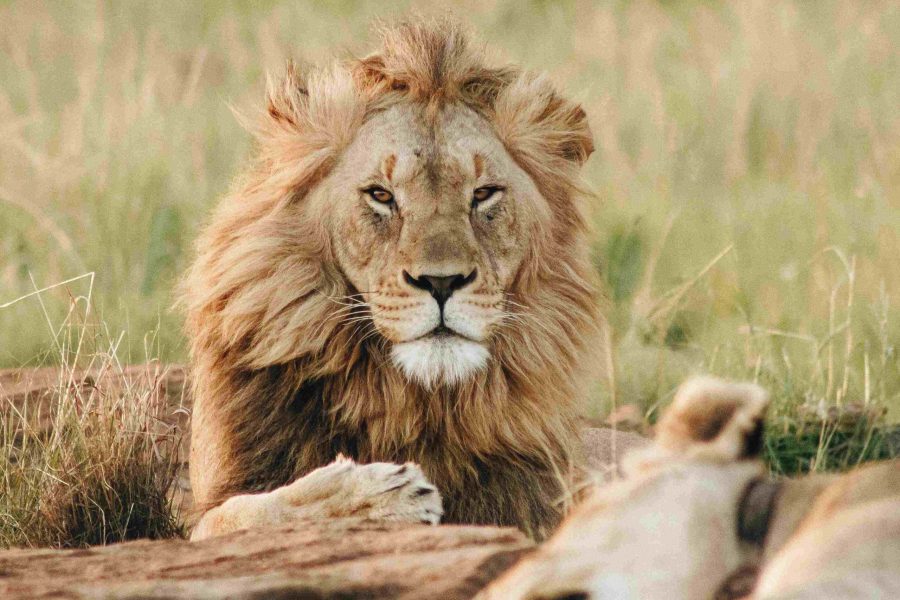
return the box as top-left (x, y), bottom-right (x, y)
top-left (181, 19), bottom-right (602, 538)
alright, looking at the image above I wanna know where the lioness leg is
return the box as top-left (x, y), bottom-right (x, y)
top-left (191, 456), bottom-right (442, 541)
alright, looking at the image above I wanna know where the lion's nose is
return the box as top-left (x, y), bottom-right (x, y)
top-left (403, 270), bottom-right (477, 307)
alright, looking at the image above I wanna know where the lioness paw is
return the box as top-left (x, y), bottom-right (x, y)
top-left (191, 457), bottom-right (442, 540)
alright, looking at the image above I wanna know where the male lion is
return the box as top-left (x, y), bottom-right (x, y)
top-left (183, 19), bottom-right (615, 541)
top-left (480, 377), bottom-right (900, 599)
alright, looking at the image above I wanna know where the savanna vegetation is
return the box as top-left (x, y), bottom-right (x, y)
top-left (1, 1), bottom-right (898, 546)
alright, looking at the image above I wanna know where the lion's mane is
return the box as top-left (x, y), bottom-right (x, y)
top-left (181, 19), bottom-right (603, 538)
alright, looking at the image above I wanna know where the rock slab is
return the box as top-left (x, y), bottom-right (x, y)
top-left (0, 519), bottom-right (532, 599)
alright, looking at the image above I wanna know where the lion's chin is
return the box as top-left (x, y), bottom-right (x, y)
top-left (391, 335), bottom-right (489, 389)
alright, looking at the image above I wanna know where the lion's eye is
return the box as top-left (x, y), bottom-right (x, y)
top-left (365, 186), bottom-right (394, 204)
top-left (472, 186), bottom-right (503, 206)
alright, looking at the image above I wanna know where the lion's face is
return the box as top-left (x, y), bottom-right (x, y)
top-left (185, 21), bottom-right (596, 397)
top-left (317, 103), bottom-right (548, 387)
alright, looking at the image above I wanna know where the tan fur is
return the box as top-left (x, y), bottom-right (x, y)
top-left (181, 18), bottom-right (603, 541)
top-left (754, 461), bottom-right (900, 598)
top-left (190, 456), bottom-right (441, 541)
top-left (481, 377), bottom-right (900, 599)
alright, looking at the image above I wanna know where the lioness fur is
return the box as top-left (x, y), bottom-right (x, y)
top-left (182, 18), bottom-right (604, 540)
top-left (480, 377), bottom-right (900, 599)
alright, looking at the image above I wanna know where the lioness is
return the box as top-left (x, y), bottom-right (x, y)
top-left (183, 19), bottom-right (615, 541)
top-left (480, 377), bottom-right (900, 599)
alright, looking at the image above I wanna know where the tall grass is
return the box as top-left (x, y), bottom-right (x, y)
top-left (1, 2), bottom-right (898, 442)
top-left (0, 277), bottom-right (185, 548)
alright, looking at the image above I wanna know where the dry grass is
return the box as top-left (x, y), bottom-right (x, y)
top-left (0, 280), bottom-right (185, 548)
top-left (1, 1), bottom-right (897, 419)
top-left (0, 0), bottom-right (899, 546)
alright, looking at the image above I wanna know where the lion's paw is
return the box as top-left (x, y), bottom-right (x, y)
top-left (340, 459), bottom-right (443, 525)
top-left (191, 457), bottom-right (442, 541)
top-left (276, 456), bottom-right (442, 525)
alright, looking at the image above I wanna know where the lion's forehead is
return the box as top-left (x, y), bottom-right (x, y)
top-left (350, 103), bottom-right (507, 184)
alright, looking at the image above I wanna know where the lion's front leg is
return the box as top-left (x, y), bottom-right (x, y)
top-left (190, 456), bottom-right (442, 541)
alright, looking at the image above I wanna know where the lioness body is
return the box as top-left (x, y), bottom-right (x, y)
top-left (755, 461), bottom-right (900, 598)
top-left (183, 20), bottom-right (604, 539)
top-left (482, 378), bottom-right (900, 599)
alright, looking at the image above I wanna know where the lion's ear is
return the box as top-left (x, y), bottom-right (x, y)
top-left (493, 74), bottom-right (594, 168)
top-left (244, 61), bottom-right (364, 198)
top-left (563, 104), bottom-right (594, 164)
top-left (256, 60), bottom-right (364, 149)
top-left (265, 61), bottom-right (309, 127)
top-left (654, 376), bottom-right (769, 462)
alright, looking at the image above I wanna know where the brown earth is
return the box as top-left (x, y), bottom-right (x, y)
top-left (0, 364), bottom-right (645, 599)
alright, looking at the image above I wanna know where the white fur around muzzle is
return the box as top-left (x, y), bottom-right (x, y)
top-left (391, 336), bottom-right (489, 389)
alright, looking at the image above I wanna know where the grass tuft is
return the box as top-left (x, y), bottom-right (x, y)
top-left (765, 403), bottom-right (898, 476)
top-left (0, 278), bottom-right (185, 549)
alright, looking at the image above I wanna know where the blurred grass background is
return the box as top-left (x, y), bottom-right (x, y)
top-left (1, 0), bottom-right (899, 440)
